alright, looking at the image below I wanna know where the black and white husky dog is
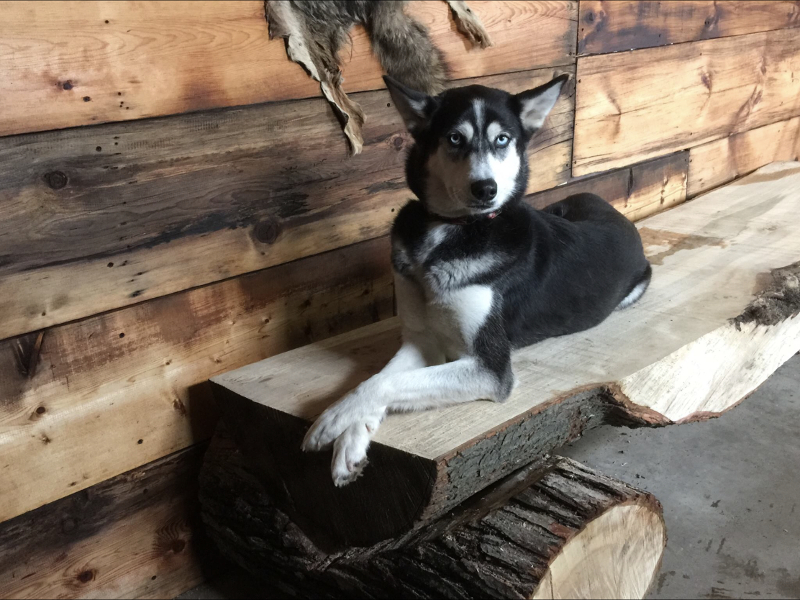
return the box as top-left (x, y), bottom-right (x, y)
top-left (303, 74), bottom-right (652, 486)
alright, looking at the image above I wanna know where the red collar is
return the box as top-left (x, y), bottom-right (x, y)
top-left (431, 210), bottom-right (500, 225)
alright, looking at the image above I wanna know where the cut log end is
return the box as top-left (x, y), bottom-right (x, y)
top-left (532, 502), bottom-right (665, 599)
top-left (200, 428), bottom-right (666, 599)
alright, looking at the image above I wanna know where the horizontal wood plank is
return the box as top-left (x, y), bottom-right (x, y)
top-left (529, 151), bottom-right (688, 220)
top-left (688, 116), bottom-right (800, 197)
top-left (0, 1), bottom-right (576, 137)
top-left (0, 67), bottom-right (574, 341)
top-left (0, 445), bottom-right (210, 600)
top-left (573, 28), bottom-right (800, 176)
top-left (579, 1), bottom-right (800, 56)
top-left (0, 237), bottom-right (393, 524)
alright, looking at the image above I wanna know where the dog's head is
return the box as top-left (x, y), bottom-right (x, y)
top-left (385, 74), bottom-right (567, 218)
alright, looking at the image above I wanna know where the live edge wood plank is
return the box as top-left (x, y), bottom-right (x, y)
top-left (0, 445), bottom-right (210, 600)
top-left (573, 28), bottom-right (800, 176)
top-left (0, 66), bottom-right (574, 342)
top-left (212, 163), bottom-right (800, 549)
top-left (0, 237), bottom-right (393, 524)
top-left (579, 1), bottom-right (800, 56)
top-left (0, 1), bottom-right (576, 137)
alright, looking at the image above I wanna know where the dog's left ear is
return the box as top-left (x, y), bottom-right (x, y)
top-left (514, 74), bottom-right (569, 137)
top-left (384, 75), bottom-right (438, 134)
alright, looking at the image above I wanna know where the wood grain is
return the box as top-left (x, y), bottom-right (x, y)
top-left (0, 236), bottom-right (393, 524)
top-left (0, 66), bottom-right (574, 341)
top-left (212, 163), bottom-right (800, 547)
top-left (688, 116), bottom-right (800, 197)
top-left (0, 1), bottom-right (576, 137)
top-left (579, 1), bottom-right (800, 56)
top-left (0, 445), bottom-right (211, 600)
top-left (573, 28), bottom-right (800, 176)
top-left (529, 151), bottom-right (688, 220)
top-left (201, 438), bottom-right (666, 600)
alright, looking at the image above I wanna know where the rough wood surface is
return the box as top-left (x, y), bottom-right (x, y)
top-left (529, 151), bottom-right (688, 221)
top-left (688, 117), bottom-right (800, 197)
top-left (0, 1), bottom-right (576, 137)
top-left (0, 237), bottom-right (393, 525)
top-left (0, 445), bottom-right (211, 600)
top-left (573, 28), bottom-right (800, 176)
top-left (0, 67), bottom-right (573, 342)
top-left (200, 431), bottom-right (666, 599)
top-left (212, 163), bottom-right (800, 548)
top-left (579, 1), bottom-right (800, 56)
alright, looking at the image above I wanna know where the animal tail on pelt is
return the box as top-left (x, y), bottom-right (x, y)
top-left (367, 1), bottom-right (492, 95)
top-left (366, 2), bottom-right (450, 94)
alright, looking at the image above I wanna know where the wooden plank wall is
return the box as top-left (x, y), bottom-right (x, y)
top-left (574, 1), bottom-right (800, 175)
top-left (0, 1), bottom-right (575, 136)
top-left (0, 1), bottom-right (798, 598)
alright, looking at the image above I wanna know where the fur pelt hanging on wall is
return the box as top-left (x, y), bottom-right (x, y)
top-left (266, 1), bottom-right (491, 154)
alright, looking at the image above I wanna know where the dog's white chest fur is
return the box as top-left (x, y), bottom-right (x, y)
top-left (396, 223), bottom-right (495, 359)
top-left (427, 285), bottom-right (493, 357)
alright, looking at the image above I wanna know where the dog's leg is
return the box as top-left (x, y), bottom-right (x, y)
top-left (313, 333), bottom-right (437, 486)
top-left (307, 355), bottom-right (509, 485)
top-left (380, 273), bottom-right (446, 375)
top-left (301, 272), bottom-right (448, 485)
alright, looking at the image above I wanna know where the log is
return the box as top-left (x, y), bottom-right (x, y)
top-left (199, 430), bottom-right (666, 599)
top-left (211, 162), bottom-right (800, 549)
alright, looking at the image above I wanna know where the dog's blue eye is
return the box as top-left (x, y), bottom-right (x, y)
top-left (448, 132), bottom-right (463, 146)
top-left (496, 134), bottom-right (510, 147)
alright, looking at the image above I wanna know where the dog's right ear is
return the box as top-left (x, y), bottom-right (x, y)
top-left (384, 75), bottom-right (438, 134)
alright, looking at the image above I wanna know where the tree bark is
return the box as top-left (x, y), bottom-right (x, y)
top-left (200, 428), bottom-right (666, 599)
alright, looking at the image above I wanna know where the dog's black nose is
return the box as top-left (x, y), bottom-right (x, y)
top-left (470, 179), bottom-right (498, 203)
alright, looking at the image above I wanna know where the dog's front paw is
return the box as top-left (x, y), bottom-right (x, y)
top-left (301, 390), bottom-right (376, 452)
top-left (330, 414), bottom-right (383, 486)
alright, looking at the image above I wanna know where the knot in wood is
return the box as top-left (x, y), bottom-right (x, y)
top-left (77, 569), bottom-right (96, 584)
top-left (254, 218), bottom-right (282, 245)
top-left (43, 171), bottom-right (68, 190)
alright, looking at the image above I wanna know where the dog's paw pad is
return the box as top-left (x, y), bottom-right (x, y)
top-left (331, 421), bottom-right (375, 486)
top-left (333, 458), bottom-right (367, 487)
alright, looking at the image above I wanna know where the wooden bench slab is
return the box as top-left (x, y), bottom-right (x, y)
top-left (212, 162), bottom-right (800, 549)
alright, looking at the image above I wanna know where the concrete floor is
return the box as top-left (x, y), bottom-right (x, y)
top-left (180, 353), bottom-right (800, 600)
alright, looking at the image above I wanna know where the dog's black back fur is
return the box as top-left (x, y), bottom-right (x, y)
top-left (392, 194), bottom-right (651, 348)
